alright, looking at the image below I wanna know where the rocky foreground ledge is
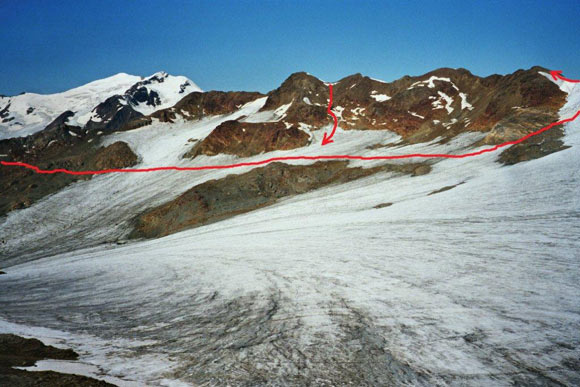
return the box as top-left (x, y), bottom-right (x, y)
top-left (0, 334), bottom-right (115, 386)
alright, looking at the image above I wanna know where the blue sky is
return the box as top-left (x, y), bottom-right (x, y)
top-left (1, 0), bottom-right (579, 95)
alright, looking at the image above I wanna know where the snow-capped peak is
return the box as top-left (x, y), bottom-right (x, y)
top-left (151, 71), bottom-right (168, 78)
top-left (0, 72), bottom-right (202, 140)
top-left (123, 72), bottom-right (202, 115)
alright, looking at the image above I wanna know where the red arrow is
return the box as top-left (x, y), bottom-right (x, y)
top-left (2, 109), bottom-right (579, 175)
top-left (322, 84), bottom-right (338, 145)
top-left (550, 70), bottom-right (580, 83)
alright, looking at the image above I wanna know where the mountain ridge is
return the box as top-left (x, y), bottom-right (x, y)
top-left (0, 72), bottom-right (201, 140)
top-left (0, 65), bottom-right (570, 222)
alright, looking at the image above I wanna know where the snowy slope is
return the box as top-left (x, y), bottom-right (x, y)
top-left (0, 73), bottom-right (140, 139)
top-left (0, 72), bottom-right (201, 140)
top-left (0, 77), bottom-right (579, 385)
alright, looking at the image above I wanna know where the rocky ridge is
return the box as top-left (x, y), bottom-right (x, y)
top-left (187, 120), bottom-right (310, 158)
top-left (181, 66), bottom-right (565, 162)
top-left (251, 66), bottom-right (565, 141)
top-left (0, 66), bottom-right (570, 223)
top-left (0, 120), bottom-right (138, 215)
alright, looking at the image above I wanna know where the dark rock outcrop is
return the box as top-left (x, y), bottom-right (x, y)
top-left (123, 72), bottom-right (168, 109)
top-left (85, 96), bottom-right (145, 133)
top-left (0, 334), bottom-right (114, 386)
top-left (428, 182), bottom-right (464, 196)
top-left (0, 103), bottom-right (11, 119)
top-left (0, 138), bottom-right (138, 216)
top-left (498, 123), bottom-right (568, 165)
top-left (0, 111), bottom-right (86, 163)
top-left (125, 86), bottom-right (161, 108)
top-left (187, 120), bottom-right (310, 158)
top-left (130, 161), bottom-right (430, 239)
top-left (158, 91), bottom-right (264, 122)
top-left (0, 334), bottom-right (78, 366)
top-left (93, 141), bottom-right (138, 170)
top-left (259, 72), bottom-right (330, 127)
top-left (345, 67), bottom-right (564, 139)
top-left (261, 72), bottom-right (328, 111)
top-left (481, 108), bottom-right (560, 145)
top-left (122, 90), bottom-right (265, 129)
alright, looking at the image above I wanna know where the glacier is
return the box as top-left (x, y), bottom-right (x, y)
top-left (0, 78), bottom-right (579, 385)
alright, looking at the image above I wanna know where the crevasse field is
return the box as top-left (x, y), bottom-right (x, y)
top-left (0, 78), bottom-right (579, 386)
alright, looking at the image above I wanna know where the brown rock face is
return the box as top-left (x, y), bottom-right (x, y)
top-left (180, 91), bottom-right (265, 117)
top-left (126, 91), bottom-right (265, 128)
top-left (131, 160), bottom-right (429, 239)
top-left (188, 120), bottom-right (311, 158)
top-left (93, 141), bottom-right (139, 170)
top-left (85, 95), bottom-right (145, 134)
top-left (335, 67), bottom-right (565, 140)
top-left (0, 139), bottom-right (138, 216)
top-left (261, 72), bottom-right (328, 111)
top-left (260, 67), bottom-right (566, 145)
top-left (260, 72), bottom-right (331, 127)
top-left (498, 124), bottom-right (568, 165)
top-left (481, 108), bottom-right (560, 145)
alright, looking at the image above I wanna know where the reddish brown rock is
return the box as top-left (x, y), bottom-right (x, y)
top-left (188, 120), bottom-right (311, 158)
top-left (260, 67), bottom-right (566, 144)
top-left (261, 72), bottom-right (328, 111)
top-left (260, 72), bottom-right (331, 127)
top-left (93, 141), bottom-right (139, 170)
top-left (154, 91), bottom-right (263, 123)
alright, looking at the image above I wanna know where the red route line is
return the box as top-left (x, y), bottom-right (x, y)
top-left (1, 110), bottom-right (579, 176)
top-left (321, 83), bottom-right (338, 145)
top-left (551, 70), bottom-right (580, 84)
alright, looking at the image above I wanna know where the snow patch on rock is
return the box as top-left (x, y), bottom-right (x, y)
top-left (370, 93), bottom-right (390, 102)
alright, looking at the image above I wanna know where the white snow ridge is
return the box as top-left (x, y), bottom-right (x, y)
top-left (0, 72), bottom-right (201, 140)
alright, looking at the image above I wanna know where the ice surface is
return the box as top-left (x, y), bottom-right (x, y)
top-left (241, 98), bottom-right (287, 123)
top-left (0, 79), bottom-right (579, 385)
top-left (17, 360), bottom-right (143, 387)
top-left (0, 319), bottom-right (179, 386)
